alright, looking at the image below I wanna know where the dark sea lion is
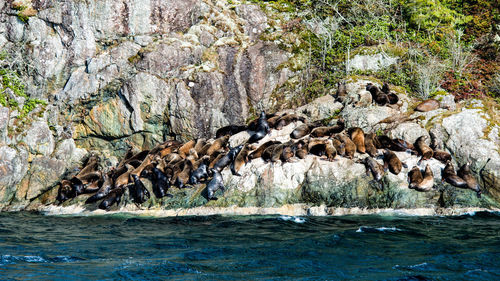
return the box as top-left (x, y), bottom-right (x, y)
top-left (247, 130), bottom-right (267, 144)
top-left (270, 144), bottom-right (285, 163)
top-left (366, 83), bottom-right (388, 106)
top-left (335, 81), bottom-right (347, 102)
top-left (209, 152), bottom-right (225, 169)
top-left (290, 123), bottom-right (311, 139)
top-left (150, 166), bottom-right (173, 199)
top-left (390, 138), bottom-right (414, 152)
top-left (293, 139), bottom-right (308, 159)
top-left (98, 186), bottom-right (125, 210)
top-left (348, 127), bottom-right (366, 154)
top-left (247, 112), bottom-right (275, 131)
top-left (56, 180), bottom-right (73, 202)
top-left (248, 141), bottom-right (281, 160)
top-left (387, 93), bottom-right (399, 104)
top-left (336, 132), bottom-right (356, 159)
top-left (129, 174), bottom-right (150, 204)
top-left (363, 157), bottom-right (385, 182)
top-left (214, 145), bottom-right (243, 172)
top-left (216, 125), bottom-right (247, 138)
top-left (442, 161), bottom-right (468, 189)
top-left (381, 83), bottom-right (390, 94)
top-left (189, 157), bottom-right (210, 184)
top-left (415, 99), bottom-right (440, 112)
top-left (433, 150), bottom-right (451, 163)
top-left (458, 162), bottom-right (481, 198)
top-left (85, 172), bottom-right (113, 204)
top-left (261, 143), bottom-right (280, 162)
top-left (255, 111), bottom-right (271, 133)
top-left (383, 149), bottom-right (404, 175)
top-left (375, 135), bottom-right (392, 149)
top-left (414, 136), bottom-right (433, 164)
top-left (206, 168), bottom-right (225, 200)
top-left (206, 135), bottom-right (230, 157)
top-left (232, 144), bottom-right (251, 176)
top-left (364, 133), bottom-right (378, 157)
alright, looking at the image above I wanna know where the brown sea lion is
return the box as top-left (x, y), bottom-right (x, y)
top-left (336, 133), bottom-right (356, 159)
top-left (275, 114), bottom-right (306, 130)
top-left (149, 140), bottom-right (181, 156)
top-left (114, 164), bottom-right (135, 189)
top-left (391, 138), bottom-right (415, 152)
top-left (159, 143), bottom-right (181, 158)
top-left (335, 81), bottom-right (347, 102)
top-left (348, 127), bottom-right (366, 154)
top-left (131, 154), bottom-right (153, 177)
top-left (293, 139), bottom-right (308, 159)
top-left (290, 123), bottom-right (311, 139)
top-left (363, 157), bottom-right (385, 182)
top-left (417, 164), bottom-right (435, 192)
top-left (414, 136), bottom-right (433, 164)
top-left (415, 99), bottom-right (440, 112)
top-left (173, 159), bottom-right (193, 188)
top-left (408, 166), bottom-right (423, 190)
top-left (457, 162), bottom-right (481, 198)
top-left (433, 150), bottom-right (452, 163)
top-left (281, 145), bottom-right (295, 162)
top-left (331, 138), bottom-right (345, 157)
top-left (375, 135), bottom-right (392, 149)
top-left (324, 139), bottom-right (337, 161)
top-left (178, 140), bottom-right (196, 158)
top-left (310, 118), bottom-right (345, 137)
top-left (164, 153), bottom-right (183, 165)
top-left (442, 161), bottom-right (468, 189)
top-left (206, 135), bottom-right (230, 157)
top-left (233, 144), bottom-right (251, 176)
top-left (194, 138), bottom-right (207, 154)
top-left (383, 149), bottom-right (404, 175)
top-left (270, 144), bottom-right (285, 163)
top-left (248, 141), bottom-right (281, 160)
top-left (308, 139), bottom-right (326, 157)
top-left (261, 143), bottom-right (281, 162)
top-left (364, 133), bottom-right (378, 157)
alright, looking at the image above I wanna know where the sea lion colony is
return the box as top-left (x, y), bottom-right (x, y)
top-left (57, 83), bottom-right (481, 210)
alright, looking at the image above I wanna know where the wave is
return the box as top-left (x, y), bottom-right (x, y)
top-left (279, 215), bottom-right (306, 223)
top-left (0, 255), bottom-right (83, 265)
top-left (356, 226), bottom-right (403, 233)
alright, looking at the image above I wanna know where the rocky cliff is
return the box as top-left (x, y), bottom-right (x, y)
top-left (0, 0), bottom-right (499, 214)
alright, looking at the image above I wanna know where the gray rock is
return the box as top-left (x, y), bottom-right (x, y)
top-left (0, 107), bottom-right (9, 145)
top-left (0, 146), bottom-right (28, 204)
top-left (23, 121), bottom-right (55, 156)
top-left (25, 156), bottom-right (66, 201)
top-left (389, 122), bottom-right (429, 144)
top-left (294, 95), bottom-right (342, 122)
top-left (347, 53), bottom-right (398, 72)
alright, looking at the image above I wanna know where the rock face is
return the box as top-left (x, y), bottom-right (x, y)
top-left (0, 1), bottom-right (499, 213)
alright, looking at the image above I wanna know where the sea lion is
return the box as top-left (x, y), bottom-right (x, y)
top-left (310, 118), bottom-right (345, 137)
top-left (290, 123), bottom-right (311, 139)
top-left (270, 144), bottom-right (285, 163)
top-left (206, 135), bottom-right (230, 157)
top-left (247, 130), bottom-right (267, 144)
top-left (366, 83), bottom-right (388, 106)
top-left (442, 161), bottom-right (468, 189)
top-left (375, 135), bottom-right (392, 149)
top-left (129, 174), bottom-right (150, 204)
top-left (335, 81), bottom-right (347, 102)
top-left (194, 138), bottom-right (207, 154)
top-left (383, 149), bottom-right (404, 175)
top-left (390, 138), bottom-right (415, 152)
top-left (293, 139), bottom-right (308, 159)
top-left (457, 162), bottom-right (481, 198)
top-left (363, 157), bottom-right (385, 182)
top-left (248, 141), bottom-right (281, 160)
top-left (114, 164), bottom-right (135, 189)
top-left (215, 125), bottom-right (247, 138)
top-left (387, 93), bottom-right (399, 104)
top-left (214, 145), bottom-right (243, 173)
top-left (364, 133), bottom-right (378, 157)
top-left (414, 164), bottom-right (435, 192)
top-left (433, 150), bottom-right (451, 163)
top-left (336, 132), bottom-right (356, 159)
top-left (178, 140), bottom-right (196, 158)
top-left (247, 112), bottom-right (275, 131)
top-left (150, 166), bottom-right (173, 198)
top-left (408, 166), bottom-right (424, 190)
top-left (331, 138), bottom-right (345, 157)
top-left (267, 113), bottom-right (285, 129)
top-left (206, 168), bottom-right (225, 200)
top-left (173, 159), bottom-right (193, 189)
top-left (415, 99), bottom-right (440, 112)
top-left (189, 157), bottom-right (210, 184)
top-left (232, 144), bottom-right (251, 176)
top-left (209, 152), bottom-right (225, 169)
top-left (130, 154), bottom-right (153, 177)
top-left (275, 114), bottom-right (306, 130)
top-left (414, 136), bottom-right (433, 164)
top-left (261, 143), bottom-right (281, 162)
top-left (149, 140), bottom-right (181, 156)
top-left (164, 153), bottom-right (183, 165)
top-left (56, 180), bottom-right (74, 202)
top-left (348, 127), bottom-right (366, 154)
top-left (254, 111), bottom-right (271, 133)
top-left (85, 172), bottom-right (113, 204)
top-left (98, 186), bottom-right (125, 210)
top-left (324, 139), bottom-right (337, 161)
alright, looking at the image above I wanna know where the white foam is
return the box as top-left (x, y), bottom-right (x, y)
top-left (279, 215), bottom-right (306, 223)
top-left (356, 226), bottom-right (402, 233)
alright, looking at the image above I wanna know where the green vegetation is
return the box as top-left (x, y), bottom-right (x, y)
top-left (253, 0), bottom-right (499, 103)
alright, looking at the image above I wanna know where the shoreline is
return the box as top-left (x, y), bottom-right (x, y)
top-left (34, 204), bottom-right (500, 217)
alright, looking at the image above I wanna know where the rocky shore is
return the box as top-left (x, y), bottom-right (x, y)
top-left (0, 0), bottom-right (499, 214)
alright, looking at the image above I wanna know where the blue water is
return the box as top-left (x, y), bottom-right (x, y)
top-left (0, 212), bottom-right (499, 280)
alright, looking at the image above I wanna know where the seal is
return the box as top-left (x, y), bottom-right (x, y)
top-left (261, 143), bottom-right (281, 162)
top-left (336, 132), bottom-right (356, 159)
top-left (275, 114), bottom-right (306, 130)
top-left (324, 139), bottom-right (337, 161)
top-left (129, 174), bottom-right (150, 204)
top-left (348, 127), bottom-right (366, 154)
top-left (216, 125), bottom-right (247, 138)
top-left (98, 186), bottom-right (126, 210)
top-left (206, 135), bottom-right (230, 157)
top-left (433, 150), bottom-right (451, 163)
top-left (178, 140), bottom-right (196, 158)
top-left (85, 171), bottom-right (113, 204)
top-left (248, 141), bottom-right (281, 160)
top-left (363, 156), bottom-right (385, 182)
top-left (290, 123), bottom-right (311, 139)
top-left (335, 81), bottom-right (347, 102)
top-left (364, 133), bottom-right (378, 157)
top-left (415, 99), bottom-right (440, 112)
top-left (442, 161), bottom-right (468, 189)
top-left (310, 118), bottom-right (345, 137)
top-left (383, 149), bottom-right (404, 175)
top-left (214, 145), bottom-right (243, 172)
top-left (232, 144), bottom-right (251, 176)
top-left (414, 136), bottom-right (433, 164)
top-left (331, 138), bottom-right (345, 157)
top-left (56, 180), bottom-right (73, 202)
top-left (457, 162), bottom-right (481, 198)
top-left (206, 168), bottom-right (225, 200)
top-left (408, 166), bottom-right (423, 190)
top-left (189, 157), bottom-right (210, 184)
top-left (293, 139), bottom-right (308, 159)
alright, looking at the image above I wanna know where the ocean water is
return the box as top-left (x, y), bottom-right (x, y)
top-left (0, 212), bottom-right (499, 280)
